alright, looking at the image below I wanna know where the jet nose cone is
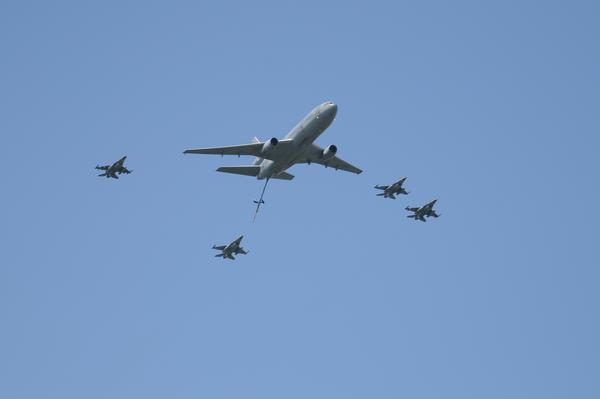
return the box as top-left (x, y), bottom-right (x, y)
top-left (321, 101), bottom-right (337, 120)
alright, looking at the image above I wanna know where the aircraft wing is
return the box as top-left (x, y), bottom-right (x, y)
top-left (423, 204), bottom-right (435, 212)
top-left (183, 139), bottom-right (294, 161)
top-left (298, 144), bottom-right (363, 174)
top-left (324, 156), bottom-right (362, 174)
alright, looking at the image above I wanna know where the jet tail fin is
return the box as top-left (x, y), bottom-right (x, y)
top-left (216, 166), bottom-right (260, 177)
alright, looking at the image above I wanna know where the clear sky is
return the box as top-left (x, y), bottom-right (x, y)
top-left (1, 1), bottom-right (599, 398)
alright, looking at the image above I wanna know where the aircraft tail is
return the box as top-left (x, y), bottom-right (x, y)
top-left (98, 172), bottom-right (118, 179)
top-left (216, 166), bottom-right (294, 180)
top-left (272, 171), bottom-right (294, 180)
top-left (216, 166), bottom-right (260, 177)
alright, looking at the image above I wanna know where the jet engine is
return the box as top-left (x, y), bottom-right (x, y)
top-left (321, 144), bottom-right (337, 160)
top-left (262, 137), bottom-right (279, 154)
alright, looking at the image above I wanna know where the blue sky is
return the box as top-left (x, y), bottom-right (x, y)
top-left (1, 1), bottom-right (599, 398)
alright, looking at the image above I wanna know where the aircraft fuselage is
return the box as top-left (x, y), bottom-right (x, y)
top-left (257, 102), bottom-right (337, 179)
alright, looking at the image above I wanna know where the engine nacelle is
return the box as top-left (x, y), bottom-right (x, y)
top-left (262, 137), bottom-right (279, 154)
top-left (321, 144), bottom-right (337, 160)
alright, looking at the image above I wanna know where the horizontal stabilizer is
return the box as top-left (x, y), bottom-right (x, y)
top-left (272, 171), bottom-right (295, 180)
top-left (216, 166), bottom-right (260, 177)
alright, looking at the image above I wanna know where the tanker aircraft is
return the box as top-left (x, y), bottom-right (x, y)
top-left (184, 102), bottom-right (362, 217)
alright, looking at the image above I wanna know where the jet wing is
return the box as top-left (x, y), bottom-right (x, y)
top-left (422, 204), bottom-right (434, 213)
top-left (183, 139), bottom-right (294, 162)
top-left (298, 144), bottom-right (363, 174)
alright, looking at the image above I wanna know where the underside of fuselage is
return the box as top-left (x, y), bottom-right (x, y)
top-left (257, 103), bottom-right (337, 179)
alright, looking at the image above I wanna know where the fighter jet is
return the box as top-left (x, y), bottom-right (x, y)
top-left (212, 235), bottom-right (248, 260)
top-left (374, 177), bottom-right (409, 199)
top-left (95, 156), bottom-right (132, 179)
top-left (405, 199), bottom-right (440, 222)
top-left (183, 102), bottom-right (362, 216)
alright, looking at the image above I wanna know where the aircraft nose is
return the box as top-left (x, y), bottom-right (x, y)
top-left (321, 101), bottom-right (337, 120)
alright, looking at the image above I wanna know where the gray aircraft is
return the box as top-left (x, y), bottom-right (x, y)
top-left (374, 177), bottom-right (409, 199)
top-left (183, 102), bottom-right (362, 215)
top-left (405, 199), bottom-right (440, 222)
top-left (95, 156), bottom-right (132, 179)
top-left (212, 235), bottom-right (248, 260)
